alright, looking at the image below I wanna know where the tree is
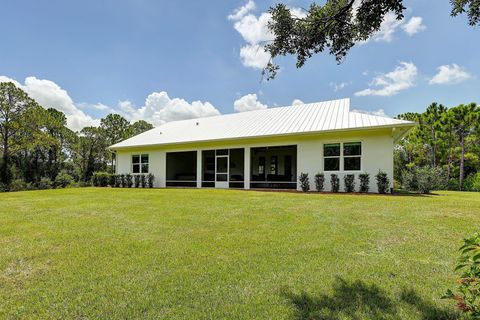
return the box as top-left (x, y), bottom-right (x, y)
top-left (264, 0), bottom-right (480, 79)
top-left (100, 114), bottom-right (130, 172)
top-left (74, 126), bottom-right (107, 182)
top-left (448, 103), bottom-right (478, 190)
top-left (0, 82), bottom-right (38, 189)
top-left (127, 120), bottom-right (154, 137)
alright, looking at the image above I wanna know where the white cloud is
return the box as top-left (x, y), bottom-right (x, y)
top-left (228, 0), bottom-right (255, 21)
top-left (429, 64), bottom-right (471, 85)
top-left (121, 91), bottom-right (220, 126)
top-left (239, 44), bottom-right (271, 69)
top-left (233, 93), bottom-right (268, 112)
top-left (292, 99), bottom-right (304, 106)
top-left (402, 16), bottom-right (426, 35)
top-left (355, 61), bottom-right (417, 97)
top-left (352, 108), bottom-right (389, 117)
top-left (229, 2), bottom-right (306, 70)
top-left (372, 12), bottom-right (404, 42)
top-left (0, 76), bottom-right (99, 130)
top-left (330, 81), bottom-right (351, 92)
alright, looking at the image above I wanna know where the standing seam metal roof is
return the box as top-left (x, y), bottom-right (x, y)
top-left (110, 98), bottom-right (415, 149)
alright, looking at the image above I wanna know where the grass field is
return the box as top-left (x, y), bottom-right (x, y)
top-left (1, 188), bottom-right (479, 319)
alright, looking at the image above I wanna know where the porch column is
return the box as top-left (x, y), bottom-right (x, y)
top-left (244, 147), bottom-right (250, 189)
top-left (196, 150), bottom-right (202, 188)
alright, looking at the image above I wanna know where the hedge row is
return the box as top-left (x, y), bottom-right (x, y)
top-left (92, 172), bottom-right (154, 188)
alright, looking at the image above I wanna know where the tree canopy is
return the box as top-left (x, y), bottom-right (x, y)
top-left (264, 0), bottom-right (479, 79)
top-left (0, 82), bottom-right (153, 190)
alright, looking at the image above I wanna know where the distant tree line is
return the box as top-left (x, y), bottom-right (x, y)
top-left (0, 82), bottom-right (153, 191)
top-left (396, 102), bottom-right (480, 191)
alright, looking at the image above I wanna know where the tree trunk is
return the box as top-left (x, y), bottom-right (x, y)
top-left (459, 135), bottom-right (465, 191)
top-left (1, 135), bottom-right (10, 189)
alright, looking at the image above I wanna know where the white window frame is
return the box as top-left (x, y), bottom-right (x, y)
top-left (323, 143), bottom-right (341, 172)
top-left (343, 142), bottom-right (362, 172)
top-left (322, 142), bottom-right (362, 172)
top-left (132, 154), bottom-right (149, 174)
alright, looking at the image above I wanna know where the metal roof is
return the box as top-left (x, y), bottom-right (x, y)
top-left (110, 98), bottom-right (415, 149)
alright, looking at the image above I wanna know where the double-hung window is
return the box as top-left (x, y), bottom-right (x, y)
top-left (343, 142), bottom-right (361, 171)
top-left (323, 142), bottom-right (362, 171)
top-left (132, 154), bottom-right (149, 174)
top-left (323, 143), bottom-right (340, 171)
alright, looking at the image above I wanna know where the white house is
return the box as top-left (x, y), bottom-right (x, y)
top-left (109, 98), bottom-right (415, 192)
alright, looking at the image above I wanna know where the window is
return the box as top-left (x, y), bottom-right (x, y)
top-left (324, 143), bottom-right (340, 171)
top-left (132, 154), bottom-right (149, 173)
top-left (343, 142), bottom-right (361, 171)
top-left (270, 156), bottom-right (278, 175)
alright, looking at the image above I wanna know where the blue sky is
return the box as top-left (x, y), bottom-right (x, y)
top-left (0, 0), bottom-right (478, 130)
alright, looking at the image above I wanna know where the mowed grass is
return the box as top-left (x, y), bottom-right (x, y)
top-left (0, 188), bottom-right (479, 319)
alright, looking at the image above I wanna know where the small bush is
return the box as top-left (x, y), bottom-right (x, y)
top-left (147, 173), bottom-right (154, 188)
top-left (10, 179), bottom-right (27, 192)
top-left (120, 174), bottom-right (126, 188)
top-left (446, 178), bottom-right (460, 191)
top-left (330, 174), bottom-right (339, 193)
top-left (314, 172), bottom-right (325, 192)
top-left (402, 166), bottom-right (445, 194)
top-left (140, 174), bottom-right (146, 188)
top-left (299, 173), bottom-right (310, 192)
top-left (35, 178), bottom-right (52, 190)
top-left (464, 172), bottom-right (480, 192)
top-left (359, 172), bottom-right (370, 193)
top-left (443, 232), bottom-right (480, 318)
top-left (134, 175), bottom-right (140, 188)
top-left (113, 174), bottom-right (121, 188)
top-left (109, 174), bottom-right (116, 187)
top-left (55, 170), bottom-right (74, 188)
top-left (92, 172), bottom-right (111, 187)
top-left (375, 171), bottom-right (390, 194)
top-left (126, 174), bottom-right (133, 188)
top-left (344, 174), bottom-right (355, 192)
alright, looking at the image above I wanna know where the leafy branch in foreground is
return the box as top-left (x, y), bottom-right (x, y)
top-left (264, 0), bottom-right (479, 80)
top-left (443, 233), bottom-right (480, 319)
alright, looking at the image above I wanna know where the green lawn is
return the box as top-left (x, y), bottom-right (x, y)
top-left (0, 188), bottom-right (479, 319)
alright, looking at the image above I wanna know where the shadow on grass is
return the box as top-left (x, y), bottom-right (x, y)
top-left (400, 288), bottom-right (459, 320)
top-left (282, 278), bottom-right (459, 320)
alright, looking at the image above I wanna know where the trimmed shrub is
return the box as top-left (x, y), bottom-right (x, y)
top-left (10, 179), bottom-right (27, 192)
top-left (299, 173), bottom-right (310, 192)
top-left (375, 170), bottom-right (390, 194)
top-left (344, 174), bottom-right (355, 192)
top-left (314, 172), bottom-right (325, 192)
top-left (359, 172), bottom-right (370, 193)
top-left (140, 174), bottom-right (146, 188)
top-left (147, 173), bottom-right (154, 188)
top-left (134, 175), bottom-right (140, 188)
top-left (330, 174), bottom-right (339, 193)
top-left (126, 174), bottom-right (133, 188)
top-left (120, 174), bottom-right (126, 188)
top-left (113, 174), bottom-right (121, 188)
top-left (35, 178), bottom-right (52, 190)
top-left (55, 170), bottom-right (74, 188)
top-left (92, 172), bottom-right (111, 187)
top-left (464, 172), bottom-right (480, 192)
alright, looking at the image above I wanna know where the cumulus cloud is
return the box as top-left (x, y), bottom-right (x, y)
top-left (402, 16), bottom-right (426, 35)
top-left (228, 2), bottom-right (305, 70)
top-left (355, 61), bottom-right (417, 97)
top-left (227, 0), bottom-right (255, 21)
top-left (352, 108), bottom-right (389, 117)
top-left (292, 99), bottom-right (304, 106)
top-left (0, 76), bottom-right (99, 130)
top-left (233, 93), bottom-right (268, 112)
top-left (120, 91), bottom-right (220, 126)
top-left (429, 64), bottom-right (471, 85)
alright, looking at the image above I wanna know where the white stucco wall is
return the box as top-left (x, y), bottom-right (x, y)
top-left (114, 128), bottom-right (394, 193)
